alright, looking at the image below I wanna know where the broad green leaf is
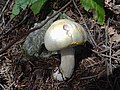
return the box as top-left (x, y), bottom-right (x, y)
top-left (15, 0), bottom-right (31, 9)
top-left (30, 0), bottom-right (47, 14)
top-left (19, 0), bottom-right (30, 9)
top-left (80, 0), bottom-right (105, 25)
top-left (11, 0), bottom-right (47, 18)
top-left (11, 4), bottom-right (20, 18)
top-left (30, 0), bottom-right (38, 4)
top-left (11, 0), bottom-right (29, 18)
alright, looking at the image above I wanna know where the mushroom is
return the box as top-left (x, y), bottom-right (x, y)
top-left (44, 19), bottom-right (87, 81)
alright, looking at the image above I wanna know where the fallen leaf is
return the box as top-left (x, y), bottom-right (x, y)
top-left (108, 27), bottom-right (115, 36)
top-left (111, 33), bottom-right (120, 43)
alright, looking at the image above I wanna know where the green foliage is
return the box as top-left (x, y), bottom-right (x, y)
top-left (30, 0), bottom-right (47, 15)
top-left (11, 4), bottom-right (20, 18)
top-left (11, 0), bottom-right (47, 18)
top-left (80, 0), bottom-right (105, 25)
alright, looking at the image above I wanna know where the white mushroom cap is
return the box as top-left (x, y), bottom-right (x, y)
top-left (44, 19), bottom-right (87, 51)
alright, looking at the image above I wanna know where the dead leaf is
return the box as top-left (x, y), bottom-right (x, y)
top-left (81, 57), bottom-right (97, 66)
top-left (107, 27), bottom-right (120, 43)
top-left (111, 33), bottom-right (120, 43)
top-left (108, 27), bottom-right (115, 36)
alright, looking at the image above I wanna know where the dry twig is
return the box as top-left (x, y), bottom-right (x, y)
top-left (72, 0), bottom-right (97, 48)
top-left (0, 0), bottom-right (10, 17)
top-left (105, 18), bottom-right (113, 76)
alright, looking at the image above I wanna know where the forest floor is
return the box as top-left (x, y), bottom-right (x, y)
top-left (0, 0), bottom-right (120, 90)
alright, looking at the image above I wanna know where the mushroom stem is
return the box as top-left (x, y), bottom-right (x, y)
top-left (53, 47), bottom-right (75, 81)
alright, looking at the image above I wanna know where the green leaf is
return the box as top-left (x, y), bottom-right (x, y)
top-left (30, 0), bottom-right (47, 15)
top-left (19, 0), bottom-right (30, 9)
top-left (11, 4), bottom-right (20, 18)
top-left (80, 0), bottom-right (105, 25)
top-left (15, 0), bottom-right (31, 9)
top-left (11, 0), bottom-right (29, 18)
top-left (30, 0), bottom-right (38, 4)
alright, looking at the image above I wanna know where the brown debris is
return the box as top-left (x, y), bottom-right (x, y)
top-left (0, 0), bottom-right (120, 90)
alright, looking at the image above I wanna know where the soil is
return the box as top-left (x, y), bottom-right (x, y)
top-left (0, 0), bottom-right (120, 90)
